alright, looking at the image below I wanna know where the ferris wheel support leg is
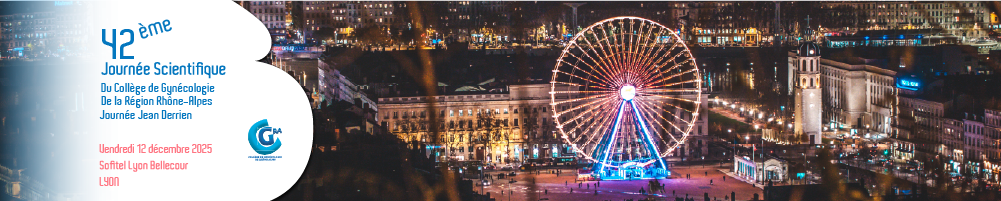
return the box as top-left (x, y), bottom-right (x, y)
top-left (628, 100), bottom-right (669, 176)
top-left (593, 101), bottom-right (626, 176)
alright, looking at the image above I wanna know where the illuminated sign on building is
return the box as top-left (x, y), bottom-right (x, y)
top-left (897, 78), bottom-right (921, 90)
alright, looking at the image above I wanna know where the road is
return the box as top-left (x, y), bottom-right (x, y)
top-left (475, 164), bottom-right (763, 201)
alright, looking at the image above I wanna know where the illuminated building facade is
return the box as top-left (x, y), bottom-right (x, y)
top-left (0, 164), bottom-right (57, 201)
top-left (378, 84), bottom-right (710, 164)
top-left (244, 1), bottom-right (291, 43)
top-left (330, 1), bottom-right (395, 29)
top-left (820, 2), bottom-right (990, 41)
top-left (0, 3), bottom-right (87, 59)
top-left (963, 108), bottom-right (1001, 184)
top-left (377, 84), bottom-right (556, 163)
top-left (788, 46), bottom-right (899, 145)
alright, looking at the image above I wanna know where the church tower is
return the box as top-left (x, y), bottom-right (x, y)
top-left (793, 35), bottom-right (823, 145)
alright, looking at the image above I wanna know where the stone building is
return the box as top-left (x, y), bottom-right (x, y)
top-left (734, 155), bottom-right (789, 184)
top-left (787, 46), bottom-right (899, 144)
top-left (820, 2), bottom-right (991, 41)
top-left (378, 84), bottom-right (710, 164)
top-left (242, 1), bottom-right (292, 43)
top-left (377, 84), bottom-right (562, 163)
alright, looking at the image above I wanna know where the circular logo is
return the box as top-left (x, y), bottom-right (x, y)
top-left (248, 119), bottom-right (282, 155)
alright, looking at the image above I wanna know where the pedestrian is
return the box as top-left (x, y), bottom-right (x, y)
top-left (579, 182), bottom-right (582, 188)
top-left (673, 190), bottom-right (676, 196)
top-left (594, 190), bottom-right (598, 195)
top-left (565, 181), bottom-right (568, 186)
top-left (640, 187), bottom-right (645, 194)
top-left (723, 176), bottom-right (726, 182)
top-left (571, 188), bottom-right (574, 193)
top-left (711, 179), bottom-right (714, 185)
top-left (705, 171), bottom-right (708, 176)
top-left (597, 181), bottom-right (600, 187)
top-left (545, 189), bottom-right (548, 194)
top-left (587, 183), bottom-right (590, 189)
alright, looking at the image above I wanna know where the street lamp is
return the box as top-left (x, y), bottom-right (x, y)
top-left (729, 129), bottom-right (734, 162)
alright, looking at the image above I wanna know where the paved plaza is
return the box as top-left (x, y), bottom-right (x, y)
top-left (476, 164), bottom-right (763, 201)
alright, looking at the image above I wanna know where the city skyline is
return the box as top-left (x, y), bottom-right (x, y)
top-left (3, 1), bottom-right (1001, 201)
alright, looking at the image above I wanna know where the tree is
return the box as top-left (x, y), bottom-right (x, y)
top-left (476, 107), bottom-right (515, 163)
top-left (518, 103), bottom-right (554, 159)
top-left (437, 112), bottom-right (470, 161)
top-left (355, 25), bottom-right (392, 47)
top-left (313, 27), bottom-right (337, 42)
top-left (394, 116), bottom-right (430, 145)
top-left (518, 103), bottom-right (542, 141)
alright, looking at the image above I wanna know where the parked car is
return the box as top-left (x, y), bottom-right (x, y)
top-left (508, 171), bottom-right (517, 176)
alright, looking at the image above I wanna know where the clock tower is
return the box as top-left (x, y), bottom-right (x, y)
top-left (793, 39), bottom-right (823, 145)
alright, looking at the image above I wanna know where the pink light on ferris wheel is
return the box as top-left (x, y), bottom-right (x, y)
top-left (549, 16), bottom-right (702, 170)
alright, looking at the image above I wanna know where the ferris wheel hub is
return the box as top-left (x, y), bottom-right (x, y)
top-left (620, 85), bottom-right (636, 101)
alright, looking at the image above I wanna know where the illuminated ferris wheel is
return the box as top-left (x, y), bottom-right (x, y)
top-left (550, 17), bottom-right (701, 179)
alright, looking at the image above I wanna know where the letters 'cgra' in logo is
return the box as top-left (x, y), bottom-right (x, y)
top-left (248, 119), bottom-right (282, 155)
